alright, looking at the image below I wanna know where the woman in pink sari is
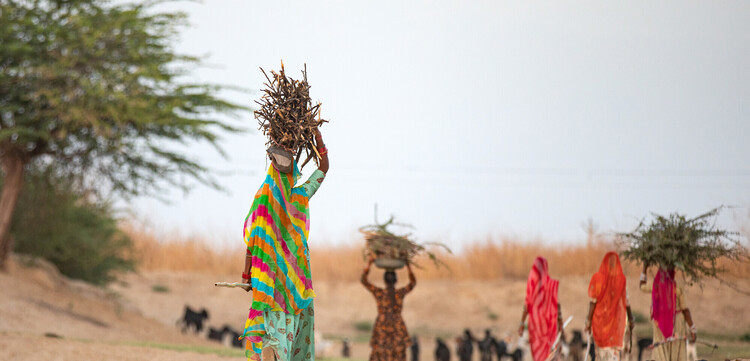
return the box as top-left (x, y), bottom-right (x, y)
top-left (518, 257), bottom-right (564, 361)
top-left (639, 262), bottom-right (697, 361)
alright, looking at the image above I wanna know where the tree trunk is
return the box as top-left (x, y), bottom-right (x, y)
top-left (0, 154), bottom-right (25, 270)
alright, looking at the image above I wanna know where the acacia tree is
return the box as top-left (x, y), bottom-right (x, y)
top-left (0, 0), bottom-right (248, 268)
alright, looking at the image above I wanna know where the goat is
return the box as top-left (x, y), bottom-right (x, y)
top-left (177, 306), bottom-right (209, 334)
top-left (436, 338), bottom-right (451, 361)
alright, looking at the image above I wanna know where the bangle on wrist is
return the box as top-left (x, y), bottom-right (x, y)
top-left (639, 273), bottom-right (647, 282)
top-left (242, 272), bottom-right (250, 279)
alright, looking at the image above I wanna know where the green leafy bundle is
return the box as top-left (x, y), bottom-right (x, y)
top-left (360, 216), bottom-right (451, 269)
top-left (617, 207), bottom-right (747, 285)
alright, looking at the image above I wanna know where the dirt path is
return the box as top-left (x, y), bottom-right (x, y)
top-left (0, 332), bottom-right (242, 361)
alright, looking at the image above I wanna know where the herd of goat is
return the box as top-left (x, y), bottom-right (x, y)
top-left (177, 306), bottom-right (655, 361)
top-left (429, 329), bottom-right (654, 361)
top-left (176, 306), bottom-right (243, 348)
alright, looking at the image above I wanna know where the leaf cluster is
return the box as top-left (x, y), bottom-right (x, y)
top-left (360, 216), bottom-right (451, 269)
top-left (0, 0), bottom-right (248, 197)
top-left (617, 207), bottom-right (748, 285)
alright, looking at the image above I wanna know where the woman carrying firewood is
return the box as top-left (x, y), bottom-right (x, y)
top-left (239, 128), bottom-right (329, 361)
top-left (362, 256), bottom-right (417, 361)
top-left (584, 252), bottom-right (635, 361)
top-left (638, 262), bottom-right (696, 361)
top-left (518, 256), bottom-right (565, 361)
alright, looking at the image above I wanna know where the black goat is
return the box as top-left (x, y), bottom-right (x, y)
top-left (207, 326), bottom-right (225, 342)
top-left (436, 338), bottom-right (451, 361)
top-left (491, 337), bottom-right (508, 361)
top-left (177, 306), bottom-right (209, 334)
top-left (637, 338), bottom-right (653, 361)
top-left (457, 329), bottom-right (476, 361)
top-left (342, 338), bottom-right (351, 358)
top-left (225, 327), bottom-right (243, 348)
top-left (478, 330), bottom-right (494, 361)
top-left (411, 336), bottom-right (420, 361)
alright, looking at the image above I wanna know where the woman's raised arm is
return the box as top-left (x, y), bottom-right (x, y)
top-left (361, 257), bottom-right (378, 293)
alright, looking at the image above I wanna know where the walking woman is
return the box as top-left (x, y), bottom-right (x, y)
top-left (585, 252), bottom-right (635, 361)
top-left (361, 257), bottom-right (417, 361)
top-left (639, 262), bottom-right (697, 361)
top-left (240, 129), bottom-right (329, 361)
top-left (518, 257), bottom-right (564, 361)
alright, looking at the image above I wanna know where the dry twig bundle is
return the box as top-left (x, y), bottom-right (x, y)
top-left (360, 216), bottom-right (451, 269)
top-left (254, 61), bottom-right (328, 168)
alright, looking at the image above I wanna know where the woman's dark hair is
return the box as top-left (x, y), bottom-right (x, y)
top-left (384, 271), bottom-right (397, 285)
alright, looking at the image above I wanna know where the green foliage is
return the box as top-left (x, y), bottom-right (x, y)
top-left (486, 310), bottom-right (499, 321)
top-left (741, 332), bottom-right (750, 343)
top-left (0, 0), bottom-right (248, 197)
top-left (353, 320), bottom-right (373, 332)
top-left (632, 310), bottom-right (648, 324)
top-left (617, 207), bottom-right (747, 285)
top-left (151, 284), bottom-right (169, 293)
top-left (11, 165), bottom-right (134, 285)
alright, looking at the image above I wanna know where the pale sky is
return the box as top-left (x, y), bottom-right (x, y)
top-left (131, 1), bottom-right (750, 250)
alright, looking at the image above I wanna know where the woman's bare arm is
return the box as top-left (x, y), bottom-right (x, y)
top-left (361, 257), bottom-right (378, 293)
top-left (314, 129), bottom-right (329, 174)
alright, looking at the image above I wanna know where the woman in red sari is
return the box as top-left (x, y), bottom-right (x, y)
top-left (518, 257), bottom-right (564, 361)
top-left (585, 252), bottom-right (634, 361)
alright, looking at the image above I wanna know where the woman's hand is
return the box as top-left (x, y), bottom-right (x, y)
top-left (241, 276), bottom-right (251, 292)
top-left (517, 324), bottom-right (524, 337)
top-left (314, 128), bottom-right (329, 173)
top-left (364, 255), bottom-right (374, 272)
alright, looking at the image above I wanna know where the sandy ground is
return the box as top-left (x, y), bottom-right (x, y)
top-left (0, 332), bottom-right (239, 361)
top-left (2, 254), bottom-right (749, 360)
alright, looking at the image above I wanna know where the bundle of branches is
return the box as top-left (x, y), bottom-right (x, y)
top-left (617, 207), bottom-right (748, 285)
top-left (254, 61), bottom-right (328, 168)
top-left (360, 216), bottom-right (451, 269)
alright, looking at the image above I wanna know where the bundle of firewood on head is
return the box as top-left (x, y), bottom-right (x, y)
top-left (360, 216), bottom-right (451, 271)
top-left (617, 206), bottom-right (748, 287)
top-left (255, 61), bottom-right (328, 170)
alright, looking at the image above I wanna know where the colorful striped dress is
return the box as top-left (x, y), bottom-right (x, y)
top-left (241, 163), bottom-right (326, 361)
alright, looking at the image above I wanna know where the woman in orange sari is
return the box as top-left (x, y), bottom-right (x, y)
top-left (585, 252), bottom-right (634, 361)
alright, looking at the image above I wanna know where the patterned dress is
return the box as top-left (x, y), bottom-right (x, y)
top-left (242, 164), bottom-right (326, 361)
top-left (361, 269), bottom-right (416, 361)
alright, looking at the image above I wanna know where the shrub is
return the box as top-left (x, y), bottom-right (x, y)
top-left (151, 285), bottom-right (170, 293)
top-left (632, 310), bottom-right (649, 324)
top-left (11, 166), bottom-right (134, 285)
top-left (353, 320), bottom-right (373, 332)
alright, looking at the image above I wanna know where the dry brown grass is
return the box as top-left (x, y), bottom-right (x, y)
top-left (125, 222), bottom-right (750, 282)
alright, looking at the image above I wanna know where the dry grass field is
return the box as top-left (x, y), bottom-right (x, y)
top-left (125, 221), bottom-right (750, 283)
